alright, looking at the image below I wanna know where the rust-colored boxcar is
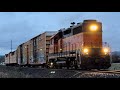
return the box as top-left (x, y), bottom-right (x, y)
top-left (5, 51), bottom-right (17, 66)
top-left (28, 31), bottom-right (57, 66)
top-left (5, 54), bottom-right (9, 65)
top-left (22, 41), bottom-right (31, 65)
top-left (16, 43), bottom-right (24, 65)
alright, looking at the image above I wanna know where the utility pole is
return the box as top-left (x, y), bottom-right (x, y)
top-left (11, 40), bottom-right (12, 52)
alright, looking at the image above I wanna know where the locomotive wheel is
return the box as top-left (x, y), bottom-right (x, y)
top-left (59, 66), bottom-right (62, 69)
top-left (75, 65), bottom-right (78, 70)
top-left (67, 66), bottom-right (69, 69)
top-left (87, 68), bottom-right (91, 70)
top-left (74, 60), bottom-right (78, 69)
top-left (66, 59), bottom-right (70, 69)
top-left (70, 60), bottom-right (74, 69)
top-left (81, 67), bottom-right (87, 70)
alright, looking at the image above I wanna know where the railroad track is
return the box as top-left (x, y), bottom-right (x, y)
top-left (69, 69), bottom-right (120, 78)
top-left (17, 66), bottom-right (120, 74)
top-left (79, 69), bottom-right (120, 74)
top-left (5, 65), bottom-right (120, 75)
top-left (96, 70), bottom-right (120, 74)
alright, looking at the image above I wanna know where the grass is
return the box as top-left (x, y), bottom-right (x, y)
top-left (108, 63), bottom-right (120, 70)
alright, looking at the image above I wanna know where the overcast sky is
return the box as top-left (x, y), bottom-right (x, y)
top-left (0, 12), bottom-right (119, 55)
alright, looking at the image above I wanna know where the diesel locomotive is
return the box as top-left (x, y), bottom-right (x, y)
top-left (48, 20), bottom-right (112, 69)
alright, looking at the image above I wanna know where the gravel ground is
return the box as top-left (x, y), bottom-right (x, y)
top-left (0, 63), bottom-right (120, 78)
top-left (0, 66), bottom-right (78, 78)
top-left (76, 72), bottom-right (120, 78)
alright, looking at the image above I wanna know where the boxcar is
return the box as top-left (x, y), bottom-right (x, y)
top-left (5, 51), bottom-right (18, 66)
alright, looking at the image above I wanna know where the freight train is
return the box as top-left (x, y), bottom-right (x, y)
top-left (5, 20), bottom-right (112, 70)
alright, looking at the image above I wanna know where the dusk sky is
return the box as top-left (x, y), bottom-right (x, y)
top-left (0, 12), bottom-right (119, 55)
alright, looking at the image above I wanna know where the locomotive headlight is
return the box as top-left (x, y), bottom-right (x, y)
top-left (84, 48), bottom-right (88, 53)
top-left (50, 62), bottom-right (53, 66)
top-left (60, 48), bottom-right (62, 51)
top-left (103, 48), bottom-right (109, 55)
top-left (83, 48), bottom-right (89, 55)
top-left (90, 24), bottom-right (98, 31)
top-left (104, 48), bottom-right (108, 53)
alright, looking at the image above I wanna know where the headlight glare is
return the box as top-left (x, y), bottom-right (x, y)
top-left (90, 24), bottom-right (98, 31)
